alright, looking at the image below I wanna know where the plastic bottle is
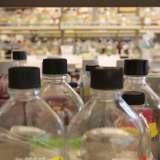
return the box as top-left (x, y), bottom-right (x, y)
top-left (12, 50), bottom-right (27, 66)
top-left (0, 66), bottom-right (63, 160)
top-left (0, 60), bottom-right (16, 107)
top-left (122, 91), bottom-right (157, 159)
top-left (80, 59), bottom-right (99, 103)
top-left (123, 59), bottom-right (160, 159)
top-left (41, 58), bottom-right (84, 125)
top-left (68, 67), bottom-right (152, 160)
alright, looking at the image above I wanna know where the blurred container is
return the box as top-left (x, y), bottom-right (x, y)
top-left (0, 60), bottom-right (16, 107)
top-left (68, 67), bottom-right (152, 160)
top-left (123, 59), bottom-right (160, 159)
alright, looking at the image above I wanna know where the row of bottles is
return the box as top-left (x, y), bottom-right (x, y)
top-left (78, 58), bottom-right (160, 160)
top-left (0, 56), bottom-right (85, 160)
top-left (0, 56), bottom-right (159, 160)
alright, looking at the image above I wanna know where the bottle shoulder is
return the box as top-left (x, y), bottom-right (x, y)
top-left (0, 97), bottom-right (63, 133)
top-left (123, 81), bottom-right (160, 108)
top-left (41, 81), bottom-right (84, 108)
top-left (69, 97), bottom-right (134, 134)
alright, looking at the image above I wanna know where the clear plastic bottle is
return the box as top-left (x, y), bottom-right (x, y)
top-left (0, 60), bottom-right (16, 107)
top-left (80, 59), bottom-right (99, 103)
top-left (41, 58), bottom-right (84, 125)
top-left (123, 59), bottom-right (160, 159)
top-left (12, 50), bottom-right (27, 66)
top-left (0, 66), bottom-right (63, 160)
top-left (68, 67), bottom-right (152, 160)
top-left (122, 91), bottom-right (157, 159)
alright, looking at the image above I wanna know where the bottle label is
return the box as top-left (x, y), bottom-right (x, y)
top-left (138, 155), bottom-right (147, 160)
top-left (50, 156), bottom-right (64, 160)
top-left (80, 85), bottom-right (92, 103)
top-left (80, 87), bottom-right (91, 97)
top-left (117, 107), bottom-right (158, 138)
top-left (135, 108), bottom-right (158, 138)
top-left (148, 122), bottom-right (158, 138)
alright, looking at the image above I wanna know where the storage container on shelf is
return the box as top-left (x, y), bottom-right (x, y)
top-left (80, 59), bottom-right (99, 103)
top-left (0, 60), bottom-right (16, 107)
top-left (0, 67), bottom-right (63, 160)
top-left (5, 50), bottom-right (12, 59)
top-left (68, 67), bottom-right (152, 160)
top-left (123, 59), bottom-right (160, 159)
top-left (12, 50), bottom-right (27, 66)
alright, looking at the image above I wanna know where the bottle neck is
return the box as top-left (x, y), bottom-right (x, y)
top-left (43, 74), bottom-right (67, 84)
top-left (86, 71), bottom-right (91, 76)
top-left (124, 75), bottom-right (146, 85)
top-left (15, 60), bottom-right (26, 66)
top-left (92, 89), bottom-right (122, 100)
top-left (9, 88), bottom-right (40, 101)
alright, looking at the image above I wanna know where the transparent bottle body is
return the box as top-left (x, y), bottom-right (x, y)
top-left (0, 89), bottom-right (64, 160)
top-left (124, 76), bottom-right (160, 159)
top-left (124, 76), bottom-right (160, 109)
top-left (80, 71), bottom-right (92, 103)
top-left (41, 75), bottom-right (84, 125)
top-left (0, 73), bottom-right (9, 107)
top-left (68, 90), bottom-right (152, 160)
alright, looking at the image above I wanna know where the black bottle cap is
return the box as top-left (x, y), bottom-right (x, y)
top-left (43, 58), bottom-right (67, 75)
top-left (91, 67), bottom-right (123, 90)
top-left (124, 59), bottom-right (149, 76)
top-left (5, 50), bottom-right (12, 59)
top-left (122, 91), bottom-right (145, 105)
top-left (12, 51), bottom-right (27, 60)
top-left (69, 82), bottom-right (78, 88)
top-left (86, 65), bottom-right (99, 72)
top-left (9, 67), bottom-right (40, 89)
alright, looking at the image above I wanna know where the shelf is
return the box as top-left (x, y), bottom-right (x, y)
top-left (0, 25), bottom-right (59, 30)
top-left (0, 24), bottom-right (141, 31)
top-left (61, 24), bottom-right (141, 30)
top-left (64, 30), bottom-right (138, 38)
top-left (0, 25), bottom-right (60, 34)
top-left (141, 25), bottom-right (160, 33)
top-left (0, 25), bottom-right (159, 37)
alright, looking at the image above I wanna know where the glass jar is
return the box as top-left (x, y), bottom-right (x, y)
top-left (68, 67), bottom-right (152, 160)
top-left (0, 66), bottom-right (63, 160)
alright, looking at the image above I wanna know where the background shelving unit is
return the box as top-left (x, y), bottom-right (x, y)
top-left (0, 7), bottom-right (160, 57)
top-left (0, 7), bottom-right (160, 37)
top-left (0, 25), bottom-right (159, 37)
